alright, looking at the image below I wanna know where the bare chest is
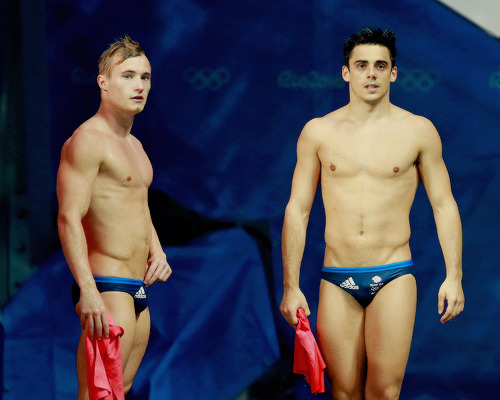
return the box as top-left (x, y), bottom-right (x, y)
top-left (319, 129), bottom-right (419, 179)
top-left (98, 138), bottom-right (153, 189)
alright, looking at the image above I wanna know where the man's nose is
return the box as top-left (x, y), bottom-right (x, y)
top-left (134, 78), bottom-right (144, 91)
top-left (367, 66), bottom-right (377, 78)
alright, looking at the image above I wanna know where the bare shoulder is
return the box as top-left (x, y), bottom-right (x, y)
top-left (128, 132), bottom-right (146, 150)
top-left (319, 106), bottom-right (349, 126)
top-left (392, 106), bottom-right (441, 144)
top-left (61, 117), bottom-right (106, 167)
top-left (296, 118), bottom-right (327, 158)
top-left (299, 107), bottom-right (347, 143)
top-left (392, 106), bottom-right (435, 129)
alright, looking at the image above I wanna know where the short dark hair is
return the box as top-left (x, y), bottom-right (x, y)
top-left (343, 28), bottom-right (397, 68)
top-left (98, 35), bottom-right (147, 77)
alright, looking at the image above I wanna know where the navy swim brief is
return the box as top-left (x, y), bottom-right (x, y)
top-left (321, 260), bottom-right (414, 308)
top-left (72, 276), bottom-right (149, 314)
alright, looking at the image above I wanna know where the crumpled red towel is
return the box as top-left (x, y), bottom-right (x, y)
top-left (293, 308), bottom-right (326, 393)
top-left (85, 314), bottom-right (125, 400)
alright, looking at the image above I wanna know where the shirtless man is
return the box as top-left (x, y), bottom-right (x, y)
top-left (57, 35), bottom-right (172, 398)
top-left (280, 28), bottom-right (464, 399)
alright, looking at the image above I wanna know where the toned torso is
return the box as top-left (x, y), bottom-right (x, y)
top-left (316, 105), bottom-right (421, 267)
top-left (68, 117), bottom-right (153, 280)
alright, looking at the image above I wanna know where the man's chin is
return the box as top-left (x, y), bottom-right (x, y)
top-left (129, 104), bottom-right (146, 114)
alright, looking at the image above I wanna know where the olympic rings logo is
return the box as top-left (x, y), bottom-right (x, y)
top-left (489, 71), bottom-right (500, 89)
top-left (278, 70), bottom-right (345, 89)
top-left (183, 67), bottom-right (230, 90)
top-left (395, 68), bottom-right (441, 92)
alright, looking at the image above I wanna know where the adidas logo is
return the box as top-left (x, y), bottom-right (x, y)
top-left (134, 287), bottom-right (147, 299)
top-left (340, 277), bottom-right (359, 290)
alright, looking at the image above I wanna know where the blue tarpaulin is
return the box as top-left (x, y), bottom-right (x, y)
top-left (3, 228), bottom-right (279, 399)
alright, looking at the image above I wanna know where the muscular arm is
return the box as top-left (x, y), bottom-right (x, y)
top-left (418, 118), bottom-right (464, 323)
top-left (144, 223), bottom-right (172, 286)
top-left (280, 121), bottom-right (321, 328)
top-left (57, 130), bottom-right (109, 339)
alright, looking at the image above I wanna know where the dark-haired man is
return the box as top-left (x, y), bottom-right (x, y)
top-left (57, 35), bottom-right (172, 398)
top-left (280, 28), bottom-right (464, 399)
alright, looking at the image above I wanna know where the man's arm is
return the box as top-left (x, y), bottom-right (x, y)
top-left (417, 117), bottom-right (465, 324)
top-left (57, 130), bottom-right (109, 339)
top-left (144, 223), bottom-right (172, 287)
top-left (280, 120), bottom-right (321, 328)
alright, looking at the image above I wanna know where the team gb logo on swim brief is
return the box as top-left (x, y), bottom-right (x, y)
top-left (370, 276), bottom-right (383, 294)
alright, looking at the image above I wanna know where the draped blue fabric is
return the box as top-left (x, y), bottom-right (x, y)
top-left (3, 0), bottom-right (500, 398)
top-left (3, 229), bottom-right (279, 399)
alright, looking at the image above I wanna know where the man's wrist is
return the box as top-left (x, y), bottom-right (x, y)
top-left (149, 251), bottom-right (167, 261)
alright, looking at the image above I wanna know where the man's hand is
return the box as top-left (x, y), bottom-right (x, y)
top-left (75, 288), bottom-right (109, 340)
top-left (144, 254), bottom-right (172, 287)
top-left (438, 277), bottom-right (465, 324)
top-left (280, 287), bottom-right (310, 329)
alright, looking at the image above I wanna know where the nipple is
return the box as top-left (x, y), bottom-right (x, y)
top-left (330, 163), bottom-right (336, 171)
top-left (127, 176), bottom-right (132, 181)
top-left (393, 167), bottom-right (399, 173)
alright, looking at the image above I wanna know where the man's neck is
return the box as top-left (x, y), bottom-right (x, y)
top-left (347, 93), bottom-right (392, 122)
top-left (96, 102), bottom-right (135, 137)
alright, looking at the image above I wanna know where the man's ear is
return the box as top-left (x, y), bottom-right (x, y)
top-left (390, 66), bottom-right (398, 83)
top-left (341, 65), bottom-right (350, 83)
top-left (97, 74), bottom-right (107, 91)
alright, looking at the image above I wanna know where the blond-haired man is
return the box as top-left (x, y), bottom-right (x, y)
top-left (57, 35), bottom-right (172, 398)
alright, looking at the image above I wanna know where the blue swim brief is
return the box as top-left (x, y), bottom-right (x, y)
top-left (321, 260), bottom-right (414, 308)
top-left (72, 276), bottom-right (148, 314)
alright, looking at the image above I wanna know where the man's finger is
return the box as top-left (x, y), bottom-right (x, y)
top-left (440, 302), bottom-right (457, 323)
top-left (87, 318), bottom-right (94, 340)
top-left (437, 292), bottom-right (445, 315)
top-left (102, 314), bottom-right (110, 339)
top-left (94, 317), bottom-right (103, 340)
top-left (159, 267), bottom-right (171, 282)
top-left (304, 305), bottom-right (311, 317)
top-left (144, 264), bottom-right (154, 283)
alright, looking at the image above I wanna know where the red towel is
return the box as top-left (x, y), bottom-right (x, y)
top-left (293, 308), bottom-right (326, 393)
top-left (85, 315), bottom-right (125, 400)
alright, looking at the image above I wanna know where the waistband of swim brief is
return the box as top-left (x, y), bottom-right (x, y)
top-left (93, 276), bottom-right (145, 286)
top-left (322, 259), bottom-right (413, 274)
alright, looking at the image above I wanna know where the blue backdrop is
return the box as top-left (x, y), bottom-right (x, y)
top-left (3, 0), bottom-right (500, 399)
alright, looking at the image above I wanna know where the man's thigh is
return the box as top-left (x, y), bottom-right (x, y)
top-left (100, 291), bottom-right (139, 366)
top-left (317, 280), bottom-right (366, 397)
top-left (364, 274), bottom-right (417, 393)
top-left (76, 291), bottom-right (138, 398)
top-left (122, 307), bottom-right (150, 391)
top-left (100, 292), bottom-right (150, 391)
top-left (76, 331), bottom-right (89, 400)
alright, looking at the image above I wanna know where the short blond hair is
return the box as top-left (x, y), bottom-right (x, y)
top-left (98, 35), bottom-right (146, 77)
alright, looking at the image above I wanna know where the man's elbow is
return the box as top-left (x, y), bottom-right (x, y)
top-left (285, 201), bottom-right (311, 222)
top-left (57, 210), bottom-right (82, 233)
top-left (431, 196), bottom-right (459, 215)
